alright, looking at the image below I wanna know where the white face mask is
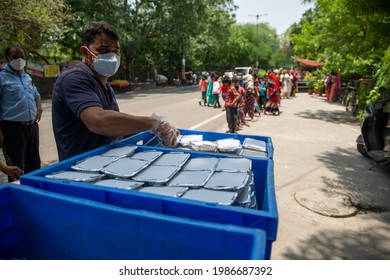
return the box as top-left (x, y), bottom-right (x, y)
top-left (85, 47), bottom-right (120, 77)
top-left (9, 58), bottom-right (26, 71)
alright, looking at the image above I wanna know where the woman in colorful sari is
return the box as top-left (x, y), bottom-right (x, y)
top-left (329, 71), bottom-right (341, 103)
top-left (264, 70), bottom-right (282, 116)
top-left (206, 74), bottom-right (215, 106)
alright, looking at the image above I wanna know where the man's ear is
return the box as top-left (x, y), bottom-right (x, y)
top-left (80, 46), bottom-right (88, 57)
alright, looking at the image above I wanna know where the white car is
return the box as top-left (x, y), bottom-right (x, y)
top-left (223, 71), bottom-right (234, 79)
top-left (234, 67), bottom-right (253, 79)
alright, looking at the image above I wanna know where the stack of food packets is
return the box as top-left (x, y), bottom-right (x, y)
top-left (45, 145), bottom-right (257, 209)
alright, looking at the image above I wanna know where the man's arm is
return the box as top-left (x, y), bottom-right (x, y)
top-left (80, 106), bottom-right (179, 147)
top-left (80, 106), bottom-right (155, 137)
top-left (35, 98), bottom-right (43, 121)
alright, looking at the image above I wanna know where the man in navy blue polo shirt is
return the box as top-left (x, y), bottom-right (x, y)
top-left (0, 45), bottom-right (42, 181)
top-left (52, 21), bottom-right (179, 161)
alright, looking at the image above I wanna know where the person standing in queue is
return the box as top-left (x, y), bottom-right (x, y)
top-left (0, 45), bottom-right (42, 181)
top-left (223, 76), bottom-right (240, 133)
top-left (52, 21), bottom-right (179, 161)
top-left (198, 76), bottom-right (208, 106)
top-left (264, 69), bottom-right (282, 116)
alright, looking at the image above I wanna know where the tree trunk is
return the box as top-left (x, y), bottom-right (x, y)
top-left (123, 47), bottom-right (136, 83)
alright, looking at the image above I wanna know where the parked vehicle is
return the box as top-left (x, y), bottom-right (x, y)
top-left (356, 98), bottom-right (390, 169)
top-left (234, 67), bottom-right (253, 79)
top-left (174, 72), bottom-right (195, 86)
top-left (155, 74), bottom-right (168, 87)
top-left (173, 76), bottom-right (182, 87)
top-left (223, 71), bottom-right (234, 79)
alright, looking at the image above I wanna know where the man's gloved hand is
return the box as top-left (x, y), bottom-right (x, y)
top-left (149, 114), bottom-right (180, 147)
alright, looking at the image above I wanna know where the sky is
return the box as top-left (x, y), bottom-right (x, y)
top-left (233, 0), bottom-right (315, 35)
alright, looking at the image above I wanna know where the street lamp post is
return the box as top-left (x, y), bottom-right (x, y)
top-left (249, 13), bottom-right (268, 69)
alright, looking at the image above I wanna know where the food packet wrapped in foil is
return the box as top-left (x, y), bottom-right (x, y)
top-left (182, 157), bottom-right (219, 171)
top-left (215, 157), bottom-right (252, 172)
top-left (242, 138), bottom-right (267, 152)
top-left (94, 179), bottom-right (144, 190)
top-left (100, 145), bottom-right (137, 157)
top-left (167, 170), bottom-right (214, 188)
top-left (177, 134), bottom-right (203, 147)
top-left (217, 139), bottom-right (242, 154)
top-left (234, 172), bottom-right (257, 209)
top-left (45, 171), bottom-right (105, 182)
top-left (71, 155), bottom-right (118, 172)
top-left (101, 158), bottom-right (150, 178)
top-left (204, 171), bottom-right (249, 191)
top-left (190, 141), bottom-right (218, 152)
top-left (181, 188), bottom-right (239, 205)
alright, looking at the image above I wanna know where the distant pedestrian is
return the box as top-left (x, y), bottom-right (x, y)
top-left (237, 81), bottom-right (249, 129)
top-left (329, 70), bottom-right (341, 103)
top-left (198, 76), bottom-right (208, 106)
top-left (220, 79), bottom-right (228, 111)
top-left (324, 72), bottom-right (332, 101)
top-left (206, 74), bottom-right (215, 106)
top-left (213, 76), bottom-right (222, 108)
top-left (264, 70), bottom-right (282, 116)
top-left (290, 70), bottom-right (298, 97)
top-left (223, 76), bottom-right (240, 133)
top-left (192, 72), bottom-right (197, 85)
top-left (258, 77), bottom-right (267, 112)
top-left (245, 75), bottom-right (255, 121)
top-left (283, 69), bottom-right (292, 99)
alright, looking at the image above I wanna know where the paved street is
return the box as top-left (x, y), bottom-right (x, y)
top-left (237, 93), bottom-right (390, 259)
top-left (2, 87), bottom-right (389, 259)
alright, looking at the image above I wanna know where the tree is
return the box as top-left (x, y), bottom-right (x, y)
top-left (291, 0), bottom-right (390, 81)
top-left (0, 0), bottom-right (70, 63)
top-left (63, 0), bottom-right (236, 81)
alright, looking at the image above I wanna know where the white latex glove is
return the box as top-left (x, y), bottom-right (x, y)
top-left (149, 114), bottom-right (180, 147)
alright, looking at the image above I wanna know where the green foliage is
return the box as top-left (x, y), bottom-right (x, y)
top-left (0, 0), bottom-right (284, 81)
top-left (291, 0), bottom-right (390, 84)
top-left (304, 72), bottom-right (316, 89)
top-left (374, 45), bottom-right (390, 91)
top-left (0, 0), bottom-right (70, 62)
top-left (290, 0), bottom-right (390, 121)
top-left (304, 70), bottom-right (323, 89)
top-left (314, 80), bottom-right (324, 92)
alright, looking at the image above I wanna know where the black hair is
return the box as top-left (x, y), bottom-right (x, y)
top-left (82, 21), bottom-right (119, 47)
top-left (5, 45), bottom-right (26, 58)
top-left (222, 76), bottom-right (231, 84)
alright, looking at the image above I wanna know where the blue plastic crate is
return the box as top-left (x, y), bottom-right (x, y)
top-left (121, 128), bottom-right (274, 159)
top-left (0, 183), bottom-right (267, 260)
top-left (20, 144), bottom-right (278, 259)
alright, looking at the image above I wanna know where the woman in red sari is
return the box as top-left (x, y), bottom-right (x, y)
top-left (264, 70), bottom-right (282, 115)
top-left (329, 71), bottom-right (341, 103)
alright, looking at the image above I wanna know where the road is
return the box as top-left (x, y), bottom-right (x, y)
top-left (2, 85), bottom-right (390, 259)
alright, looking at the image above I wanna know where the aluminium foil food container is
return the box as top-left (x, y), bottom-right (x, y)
top-left (101, 158), bottom-right (150, 178)
top-left (71, 155), bottom-right (118, 172)
top-left (45, 171), bottom-right (105, 183)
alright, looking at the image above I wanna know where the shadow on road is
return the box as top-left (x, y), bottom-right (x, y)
top-left (295, 108), bottom-right (360, 126)
top-left (315, 146), bottom-right (390, 206)
top-left (281, 146), bottom-right (390, 259)
top-left (281, 223), bottom-right (390, 259)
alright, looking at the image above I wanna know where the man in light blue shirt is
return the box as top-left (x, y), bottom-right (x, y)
top-left (0, 45), bottom-right (42, 180)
